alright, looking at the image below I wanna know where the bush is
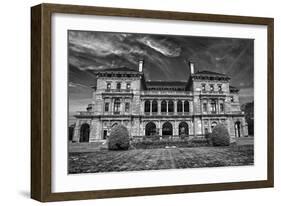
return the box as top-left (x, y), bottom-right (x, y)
top-left (210, 124), bottom-right (230, 146)
top-left (108, 125), bottom-right (130, 150)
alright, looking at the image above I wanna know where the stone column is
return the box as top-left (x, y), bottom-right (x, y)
top-left (182, 100), bottom-right (184, 115)
top-left (150, 100), bottom-right (152, 115)
top-left (73, 120), bottom-right (81, 142)
top-left (157, 100), bottom-right (161, 115)
top-left (111, 98), bottom-right (114, 115)
top-left (216, 99), bottom-right (219, 114)
top-left (174, 100), bottom-right (177, 114)
top-left (142, 100), bottom-right (145, 114)
top-left (166, 101), bottom-right (168, 115)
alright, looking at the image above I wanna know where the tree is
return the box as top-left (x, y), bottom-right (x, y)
top-left (108, 125), bottom-right (130, 150)
top-left (211, 124), bottom-right (230, 146)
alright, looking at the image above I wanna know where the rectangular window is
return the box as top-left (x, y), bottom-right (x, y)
top-left (220, 103), bottom-right (224, 112)
top-left (126, 83), bottom-right (131, 90)
top-left (104, 102), bottom-right (109, 112)
top-left (116, 82), bottom-right (121, 90)
top-left (218, 85), bottom-right (222, 92)
top-left (125, 102), bottom-right (130, 112)
top-left (202, 84), bottom-right (206, 92)
top-left (230, 96), bottom-right (234, 102)
top-left (210, 84), bottom-right (214, 92)
top-left (106, 82), bottom-right (111, 90)
top-left (203, 103), bottom-right (207, 112)
top-left (114, 99), bottom-right (121, 114)
top-left (210, 101), bottom-right (216, 113)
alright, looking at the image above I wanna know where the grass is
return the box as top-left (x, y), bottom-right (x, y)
top-left (68, 145), bottom-right (254, 174)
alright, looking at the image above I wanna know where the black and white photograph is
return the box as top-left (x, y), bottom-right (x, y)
top-left (67, 30), bottom-right (254, 174)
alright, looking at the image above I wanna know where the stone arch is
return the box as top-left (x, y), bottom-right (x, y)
top-left (177, 100), bottom-right (183, 113)
top-left (184, 100), bottom-right (189, 112)
top-left (211, 121), bottom-right (217, 130)
top-left (111, 122), bottom-right (119, 128)
top-left (145, 121), bottom-right (157, 136)
top-left (144, 100), bottom-right (150, 113)
top-left (162, 121), bottom-right (173, 136)
top-left (179, 122), bottom-right (189, 136)
top-left (168, 100), bottom-right (174, 113)
top-left (80, 123), bottom-right (90, 142)
top-left (161, 100), bottom-right (167, 113)
top-left (152, 100), bottom-right (158, 113)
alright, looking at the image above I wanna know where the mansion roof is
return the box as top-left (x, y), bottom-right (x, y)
top-left (91, 66), bottom-right (237, 92)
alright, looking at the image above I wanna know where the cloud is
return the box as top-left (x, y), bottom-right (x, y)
top-left (69, 82), bottom-right (91, 89)
top-left (137, 36), bottom-right (181, 57)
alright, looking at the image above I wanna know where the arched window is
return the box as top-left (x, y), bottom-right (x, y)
top-left (184, 100), bottom-right (189, 112)
top-left (145, 122), bottom-right (157, 136)
top-left (177, 100), bottom-right (183, 113)
top-left (235, 121), bottom-right (241, 137)
top-left (161, 100), bottom-right (167, 113)
top-left (211, 121), bottom-right (217, 130)
top-left (162, 122), bottom-right (173, 136)
top-left (152, 100), bottom-right (158, 113)
top-left (179, 122), bottom-right (189, 136)
top-left (168, 100), bottom-right (174, 113)
top-left (144, 100), bottom-right (150, 113)
top-left (210, 100), bottom-right (216, 113)
top-left (80, 123), bottom-right (90, 142)
top-left (113, 98), bottom-right (121, 114)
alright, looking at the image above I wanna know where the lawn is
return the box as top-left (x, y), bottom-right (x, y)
top-left (68, 145), bottom-right (254, 174)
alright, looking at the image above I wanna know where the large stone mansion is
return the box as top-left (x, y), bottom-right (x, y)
top-left (72, 60), bottom-right (248, 143)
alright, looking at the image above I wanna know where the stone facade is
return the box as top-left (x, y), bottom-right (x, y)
top-left (72, 61), bottom-right (248, 143)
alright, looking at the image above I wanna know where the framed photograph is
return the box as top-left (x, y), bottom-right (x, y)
top-left (31, 3), bottom-right (274, 202)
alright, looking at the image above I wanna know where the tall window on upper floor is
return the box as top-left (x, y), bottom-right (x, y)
top-left (161, 100), bottom-right (167, 113)
top-left (218, 84), bottom-right (222, 93)
top-left (210, 100), bottom-right (216, 113)
top-left (184, 100), bottom-right (189, 113)
top-left (116, 82), bottom-right (121, 90)
top-left (113, 98), bottom-right (121, 114)
top-left (177, 100), bottom-right (183, 113)
top-left (106, 82), bottom-right (111, 90)
top-left (210, 84), bottom-right (214, 92)
top-left (203, 103), bottom-right (207, 113)
top-left (125, 102), bottom-right (130, 113)
top-left (168, 100), bottom-right (174, 113)
top-left (104, 102), bottom-right (110, 112)
top-left (220, 103), bottom-right (224, 112)
top-left (230, 96), bottom-right (234, 102)
top-left (152, 100), bottom-right (158, 113)
top-left (126, 83), bottom-right (131, 90)
top-left (144, 100), bottom-right (150, 113)
top-left (202, 84), bottom-right (206, 92)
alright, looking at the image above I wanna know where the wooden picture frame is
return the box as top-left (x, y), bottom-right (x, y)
top-left (31, 3), bottom-right (274, 202)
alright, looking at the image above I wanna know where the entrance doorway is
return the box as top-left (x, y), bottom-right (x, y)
top-left (80, 123), bottom-right (90, 142)
top-left (145, 122), bottom-right (157, 136)
top-left (179, 122), bottom-right (189, 136)
top-left (235, 121), bottom-right (241, 137)
top-left (162, 122), bottom-right (173, 137)
top-left (103, 130), bottom-right (107, 139)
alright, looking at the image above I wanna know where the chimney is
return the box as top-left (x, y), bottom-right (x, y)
top-left (138, 59), bottom-right (144, 72)
top-left (189, 61), bottom-right (195, 75)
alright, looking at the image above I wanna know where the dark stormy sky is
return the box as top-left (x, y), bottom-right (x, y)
top-left (68, 30), bottom-right (254, 118)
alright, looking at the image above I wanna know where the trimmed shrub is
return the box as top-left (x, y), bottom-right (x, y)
top-left (210, 124), bottom-right (230, 146)
top-left (108, 125), bottom-right (130, 150)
